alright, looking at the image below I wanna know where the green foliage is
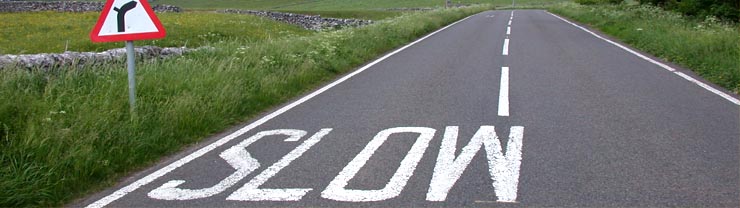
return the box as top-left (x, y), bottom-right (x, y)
top-left (0, 12), bottom-right (312, 54)
top-left (575, 0), bottom-right (604, 5)
top-left (636, 0), bottom-right (739, 21)
top-left (576, 0), bottom-right (624, 5)
top-left (0, 5), bottom-right (491, 207)
top-left (550, 2), bottom-right (740, 93)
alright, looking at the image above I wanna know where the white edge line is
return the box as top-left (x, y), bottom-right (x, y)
top-left (503, 39), bottom-right (510, 56)
top-left (547, 12), bottom-right (740, 106)
top-left (84, 14), bottom-right (479, 208)
top-left (498, 67), bottom-right (510, 117)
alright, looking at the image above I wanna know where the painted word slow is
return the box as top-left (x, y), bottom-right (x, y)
top-left (147, 126), bottom-right (525, 202)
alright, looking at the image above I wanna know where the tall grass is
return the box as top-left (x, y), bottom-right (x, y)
top-left (0, 5), bottom-right (491, 207)
top-left (0, 12), bottom-right (312, 54)
top-left (549, 2), bottom-right (740, 93)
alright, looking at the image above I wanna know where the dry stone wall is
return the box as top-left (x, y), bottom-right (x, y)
top-left (385, 8), bottom-right (434, 11)
top-left (219, 9), bottom-right (373, 31)
top-left (0, 46), bottom-right (195, 70)
top-left (0, 1), bottom-right (181, 13)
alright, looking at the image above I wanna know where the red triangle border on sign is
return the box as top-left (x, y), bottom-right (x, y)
top-left (90, 0), bottom-right (166, 42)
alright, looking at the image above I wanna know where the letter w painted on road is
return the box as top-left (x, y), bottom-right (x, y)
top-left (427, 126), bottom-right (524, 202)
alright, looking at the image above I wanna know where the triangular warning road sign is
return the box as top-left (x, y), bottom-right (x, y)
top-left (90, 0), bottom-right (166, 42)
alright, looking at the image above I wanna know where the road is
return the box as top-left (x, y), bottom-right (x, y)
top-left (78, 10), bottom-right (740, 207)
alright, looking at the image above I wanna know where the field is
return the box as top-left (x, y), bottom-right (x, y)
top-left (38, 0), bottom-right (498, 10)
top-left (34, 0), bottom-right (569, 10)
top-left (0, 12), bottom-right (312, 54)
top-left (549, 2), bottom-right (740, 92)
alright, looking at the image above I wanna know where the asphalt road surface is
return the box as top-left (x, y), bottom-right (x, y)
top-left (78, 10), bottom-right (740, 207)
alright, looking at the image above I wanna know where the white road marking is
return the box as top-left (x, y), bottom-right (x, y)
top-left (508, 20), bottom-right (512, 25)
top-left (502, 39), bottom-right (510, 56)
top-left (498, 67), bottom-right (510, 117)
top-left (507, 27), bottom-right (511, 35)
top-left (510, 11), bottom-right (514, 20)
top-left (673, 72), bottom-right (740, 105)
top-left (147, 129), bottom-right (306, 200)
top-left (321, 127), bottom-right (436, 202)
top-left (486, 126), bottom-right (524, 202)
top-left (427, 126), bottom-right (468, 201)
top-left (426, 126), bottom-right (525, 201)
top-left (84, 13), bottom-right (479, 208)
top-left (548, 12), bottom-right (740, 105)
top-left (226, 129), bottom-right (332, 201)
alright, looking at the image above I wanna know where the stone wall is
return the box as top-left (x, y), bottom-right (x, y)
top-left (0, 46), bottom-right (195, 70)
top-left (385, 8), bottom-right (434, 11)
top-left (219, 9), bottom-right (373, 31)
top-left (0, 1), bottom-right (181, 13)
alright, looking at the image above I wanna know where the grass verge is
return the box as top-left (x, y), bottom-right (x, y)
top-left (549, 2), bottom-right (740, 93)
top-left (0, 5), bottom-right (491, 207)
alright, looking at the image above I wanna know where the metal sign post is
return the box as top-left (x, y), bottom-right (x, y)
top-left (125, 41), bottom-right (137, 111)
top-left (90, 0), bottom-right (166, 114)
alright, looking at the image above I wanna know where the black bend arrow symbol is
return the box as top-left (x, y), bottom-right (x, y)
top-left (113, 1), bottom-right (137, 32)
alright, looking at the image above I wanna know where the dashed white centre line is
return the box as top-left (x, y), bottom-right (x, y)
top-left (498, 67), bottom-right (510, 117)
top-left (510, 11), bottom-right (514, 27)
top-left (506, 27), bottom-right (511, 35)
top-left (502, 39), bottom-right (510, 56)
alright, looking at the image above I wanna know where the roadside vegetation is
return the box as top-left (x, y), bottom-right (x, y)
top-left (550, 1), bottom-right (740, 93)
top-left (571, 0), bottom-right (738, 22)
top-left (0, 5), bottom-right (491, 207)
top-left (636, 0), bottom-right (738, 22)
